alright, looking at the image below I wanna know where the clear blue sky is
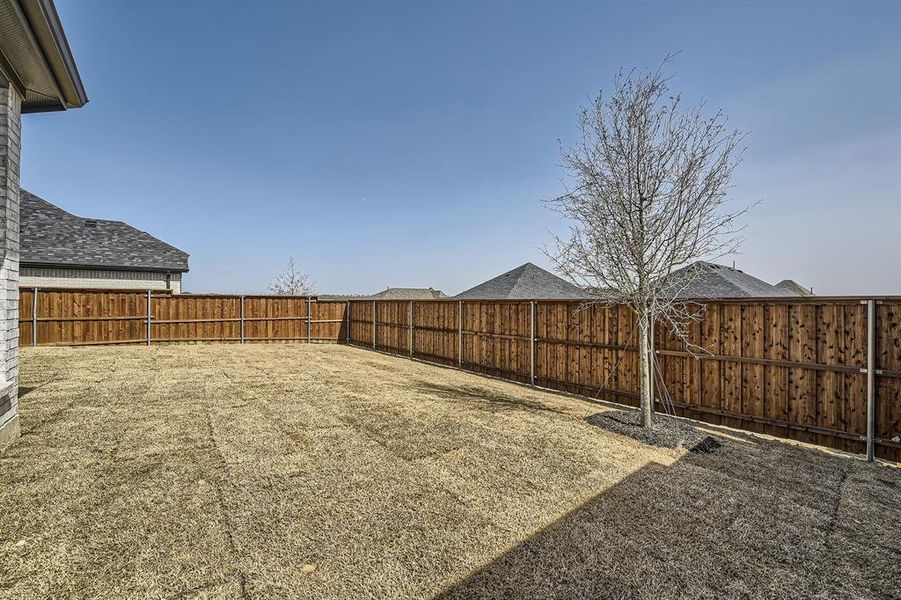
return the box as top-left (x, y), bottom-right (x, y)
top-left (22, 1), bottom-right (901, 295)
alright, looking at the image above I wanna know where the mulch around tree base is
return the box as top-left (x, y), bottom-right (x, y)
top-left (585, 408), bottom-right (723, 453)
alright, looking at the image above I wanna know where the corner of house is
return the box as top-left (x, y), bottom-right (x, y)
top-left (0, 412), bottom-right (19, 452)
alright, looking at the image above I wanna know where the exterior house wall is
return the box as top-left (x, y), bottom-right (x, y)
top-left (0, 82), bottom-right (21, 449)
top-left (21, 267), bottom-right (182, 293)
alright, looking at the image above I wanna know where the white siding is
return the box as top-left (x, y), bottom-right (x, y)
top-left (22, 267), bottom-right (182, 293)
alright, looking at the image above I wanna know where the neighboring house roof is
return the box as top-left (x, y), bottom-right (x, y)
top-left (316, 294), bottom-right (366, 300)
top-left (368, 287), bottom-right (448, 300)
top-left (21, 190), bottom-right (189, 272)
top-left (775, 279), bottom-right (814, 296)
top-left (455, 263), bottom-right (593, 300)
top-left (662, 261), bottom-right (800, 299)
top-left (0, 0), bottom-right (88, 112)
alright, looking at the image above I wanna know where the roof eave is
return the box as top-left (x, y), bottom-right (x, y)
top-left (22, 260), bottom-right (189, 274)
top-left (16, 0), bottom-right (88, 112)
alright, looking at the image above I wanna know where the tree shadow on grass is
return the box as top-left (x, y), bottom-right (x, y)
top-left (435, 440), bottom-right (900, 600)
top-left (413, 380), bottom-right (568, 416)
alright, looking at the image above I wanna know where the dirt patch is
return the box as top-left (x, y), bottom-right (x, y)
top-left (1, 344), bottom-right (898, 599)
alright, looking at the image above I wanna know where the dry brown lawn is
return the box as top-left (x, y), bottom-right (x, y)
top-left (0, 344), bottom-right (898, 599)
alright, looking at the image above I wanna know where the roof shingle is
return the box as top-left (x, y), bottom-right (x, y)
top-left (775, 279), bottom-right (814, 296)
top-left (21, 190), bottom-right (189, 272)
top-left (662, 262), bottom-right (799, 299)
top-left (368, 287), bottom-right (448, 300)
top-left (455, 263), bottom-right (592, 300)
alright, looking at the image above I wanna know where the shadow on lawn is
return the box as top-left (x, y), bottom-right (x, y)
top-left (435, 439), bottom-right (899, 600)
top-left (414, 381), bottom-right (568, 416)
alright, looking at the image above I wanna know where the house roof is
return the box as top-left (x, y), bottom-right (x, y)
top-left (455, 263), bottom-right (593, 300)
top-left (662, 262), bottom-right (799, 299)
top-left (0, 0), bottom-right (88, 112)
top-left (775, 279), bottom-right (814, 296)
top-left (21, 190), bottom-right (189, 272)
top-left (368, 287), bottom-right (448, 300)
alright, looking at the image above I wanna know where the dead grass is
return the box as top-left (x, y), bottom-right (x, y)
top-left (1, 344), bottom-right (898, 599)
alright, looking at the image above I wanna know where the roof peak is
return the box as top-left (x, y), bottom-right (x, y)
top-left (456, 262), bottom-right (591, 300)
top-left (21, 189), bottom-right (126, 225)
top-left (665, 260), bottom-right (799, 298)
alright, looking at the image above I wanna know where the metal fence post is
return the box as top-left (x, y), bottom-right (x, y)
top-left (458, 300), bottom-right (463, 367)
top-left (307, 296), bottom-right (312, 344)
top-left (409, 300), bottom-right (414, 358)
top-left (146, 290), bottom-right (152, 346)
top-left (372, 300), bottom-right (377, 349)
top-left (32, 288), bottom-right (38, 346)
top-left (240, 295), bottom-right (245, 343)
top-left (866, 299), bottom-right (876, 462)
top-left (530, 300), bottom-right (536, 385)
top-left (345, 300), bottom-right (351, 344)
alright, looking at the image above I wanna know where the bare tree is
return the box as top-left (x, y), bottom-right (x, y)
top-left (269, 257), bottom-right (314, 296)
top-left (546, 58), bottom-right (748, 428)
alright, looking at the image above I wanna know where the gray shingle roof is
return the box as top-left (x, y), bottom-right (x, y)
top-left (775, 279), bottom-right (814, 296)
top-left (662, 262), bottom-right (800, 299)
top-left (368, 287), bottom-right (448, 300)
top-left (455, 263), bottom-right (592, 300)
top-left (21, 190), bottom-right (189, 272)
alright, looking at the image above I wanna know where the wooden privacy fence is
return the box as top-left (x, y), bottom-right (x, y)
top-left (19, 288), bottom-right (901, 461)
top-left (347, 297), bottom-right (901, 462)
top-left (20, 288), bottom-right (348, 346)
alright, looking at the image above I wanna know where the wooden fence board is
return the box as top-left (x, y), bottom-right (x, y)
top-left (763, 304), bottom-right (790, 439)
top-left (699, 303), bottom-right (722, 421)
top-left (877, 302), bottom-right (901, 448)
top-left (410, 301), bottom-right (457, 365)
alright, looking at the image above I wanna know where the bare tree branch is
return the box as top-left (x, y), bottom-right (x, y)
top-left (269, 257), bottom-right (314, 296)
top-left (545, 56), bottom-right (749, 427)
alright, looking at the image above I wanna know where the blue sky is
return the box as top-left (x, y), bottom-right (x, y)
top-left (22, 0), bottom-right (900, 295)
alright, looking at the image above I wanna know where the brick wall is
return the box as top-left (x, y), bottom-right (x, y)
top-left (0, 81), bottom-right (21, 446)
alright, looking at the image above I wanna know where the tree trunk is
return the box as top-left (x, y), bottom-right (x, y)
top-left (638, 313), bottom-right (653, 428)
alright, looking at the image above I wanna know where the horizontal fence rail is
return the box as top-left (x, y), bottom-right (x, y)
top-left (19, 288), bottom-right (900, 461)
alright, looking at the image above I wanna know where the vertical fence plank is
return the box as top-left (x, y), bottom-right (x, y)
top-left (875, 301), bottom-right (900, 460)
top-left (32, 288), bottom-right (38, 346)
top-left (530, 300), bottom-right (536, 385)
top-left (458, 301), bottom-right (463, 367)
top-left (146, 290), bottom-right (152, 346)
top-left (764, 303), bottom-right (790, 439)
